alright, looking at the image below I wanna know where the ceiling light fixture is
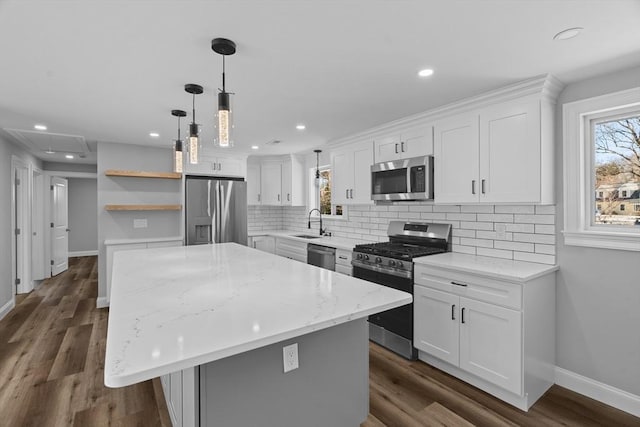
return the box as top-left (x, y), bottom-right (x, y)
top-left (171, 109), bottom-right (187, 173)
top-left (34, 124), bottom-right (47, 131)
top-left (185, 83), bottom-right (203, 164)
top-left (149, 132), bottom-right (160, 138)
top-left (418, 68), bottom-right (434, 77)
top-left (251, 145), bottom-right (259, 150)
top-left (65, 154), bottom-right (74, 159)
top-left (553, 27), bottom-right (583, 41)
top-left (45, 148), bottom-right (55, 154)
top-left (212, 38), bottom-right (236, 148)
top-left (296, 124), bottom-right (306, 130)
top-left (314, 149), bottom-right (322, 188)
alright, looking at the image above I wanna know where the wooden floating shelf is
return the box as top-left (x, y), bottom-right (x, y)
top-left (104, 169), bottom-right (182, 179)
top-left (105, 204), bottom-right (182, 211)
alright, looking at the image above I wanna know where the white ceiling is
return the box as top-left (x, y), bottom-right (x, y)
top-left (1, 0), bottom-right (640, 164)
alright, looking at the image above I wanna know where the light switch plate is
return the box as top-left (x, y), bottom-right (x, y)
top-left (133, 218), bottom-right (148, 229)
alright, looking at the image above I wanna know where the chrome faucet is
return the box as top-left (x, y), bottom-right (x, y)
top-left (308, 208), bottom-right (325, 236)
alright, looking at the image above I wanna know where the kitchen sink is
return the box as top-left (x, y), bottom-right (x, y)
top-left (294, 234), bottom-right (321, 239)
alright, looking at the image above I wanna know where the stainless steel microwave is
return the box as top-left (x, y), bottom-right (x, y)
top-left (371, 155), bottom-right (434, 202)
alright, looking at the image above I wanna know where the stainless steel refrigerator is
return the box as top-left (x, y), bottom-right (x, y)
top-left (185, 176), bottom-right (247, 246)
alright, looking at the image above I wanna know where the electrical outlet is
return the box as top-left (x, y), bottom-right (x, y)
top-left (283, 343), bottom-right (299, 373)
top-left (495, 223), bottom-right (507, 240)
top-left (133, 218), bottom-right (148, 229)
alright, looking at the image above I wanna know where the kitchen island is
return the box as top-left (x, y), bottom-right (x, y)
top-left (105, 243), bottom-right (411, 427)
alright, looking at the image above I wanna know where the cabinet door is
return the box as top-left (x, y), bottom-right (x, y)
top-left (260, 162), bottom-right (282, 205)
top-left (414, 285), bottom-right (460, 366)
top-left (459, 297), bottom-right (522, 395)
top-left (216, 156), bottom-right (245, 177)
top-left (331, 148), bottom-right (351, 205)
top-left (169, 370), bottom-right (183, 427)
top-left (402, 125), bottom-right (433, 158)
top-left (479, 99), bottom-right (540, 203)
top-left (434, 113), bottom-right (479, 204)
top-left (246, 163), bottom-right (261, 205)
top-left (252, 235), bottom-right (275, 253)
top-left (281, 159), bottom-right (292, 206)
top-left (374, 134), bottom-right (401, 163)
top-left (351, 141), bottom-right (374, 204)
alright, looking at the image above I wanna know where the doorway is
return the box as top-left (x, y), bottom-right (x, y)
top-left (11, 156), bottom-right (31, 294)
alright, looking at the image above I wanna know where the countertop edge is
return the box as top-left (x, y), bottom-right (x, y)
top-left (104, 236), bottom-right (183, 246)
top-left (249, 230), bottom-right (370, 250)
top-left (104, 295), bottom-right (411, 388)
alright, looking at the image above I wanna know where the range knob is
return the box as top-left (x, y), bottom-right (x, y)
top-left (356, 253), bottom-right (363, 260)
top-left (397, 261), bottom-right (404, 268)
top-left (364, 255), bottom-right (369, 261)
top-left (389, 260), bottom-right (396, 267)
top-left (375, 257), bottom-right (382, 264)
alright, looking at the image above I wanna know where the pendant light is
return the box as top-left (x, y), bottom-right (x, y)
top-left (171, 109), bottom-right (187, 173)
top-left (314, 149), bottom-right (322, 187)
top-left (211, 38), bottom-right (236, 148)
top-left (185, 83), bottom-right (203, 164)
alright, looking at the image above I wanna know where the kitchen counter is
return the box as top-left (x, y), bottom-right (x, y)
top-left (105, 242), bottom-right (411, 388)
top-left (414, 252), bottom-right (559, 282)
top-left (248, 229), bottom-right (369, 250)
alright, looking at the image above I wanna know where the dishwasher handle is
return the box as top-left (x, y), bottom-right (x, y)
top-left (307, 244), bottom-right (336, 255)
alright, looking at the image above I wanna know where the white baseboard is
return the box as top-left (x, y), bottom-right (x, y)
top-left (69, 250), bottom-right (98, 257)
top-left (555, 366), bottom-right (640, 418)
top-left (0, 298), bottom-right (16, 321)
top-left (96, 297), bottom-right (109, 309)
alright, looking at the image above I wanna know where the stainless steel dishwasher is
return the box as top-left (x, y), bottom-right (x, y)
top-left (307, 244), bottom-right (336, 271)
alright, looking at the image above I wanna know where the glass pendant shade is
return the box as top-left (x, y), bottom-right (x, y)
top-left (214, 92), bottom-right (233, 147)
top-left (174, 140), bottom-right (183, 173)
top-left (189, 122), bottom-right (199, 165)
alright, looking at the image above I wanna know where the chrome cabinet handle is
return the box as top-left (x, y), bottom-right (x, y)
top-left (346, 189), bottom-right (349, 199)
top-left (349, 189), bottom-right (353, 199)
top-left (277, 194), bottom-right (280, 202)
top-left (451, 304), bottom-right (456, 320)
top-left (401, 141), bottom-right (405, 152)
top-left (287, 193), bottom-right (290, 201)
top-left (471, 180), bottom-right (476, 195)
top-left (451, 281), bottom-right (468, 287)
top-left (481, 179), bottom-right (486, 194)
top-left (461, 307), bottom-right (466, 324)
top-left (395, 143), bottom-right (399, 154)
top-left (258, 194), bottom-right (261, 202)
top-left (218, 163), bottom-right (222, 170)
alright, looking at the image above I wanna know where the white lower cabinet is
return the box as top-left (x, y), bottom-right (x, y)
top-left (161, 367), bottom-right (197, 427)
top-left (248, 235), bottom-right (276, 253)
top-left (414, 263), bottom-right (555, 411)
top-left (275, 237), bottom-right (307, 263)
top-left (335, 248), bottom-right (352, 276)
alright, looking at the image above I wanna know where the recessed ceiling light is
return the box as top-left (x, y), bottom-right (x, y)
top-left (45, 148), bottom-right (55, 154)
top-left (251, 145), bottom-right (259, 150)
top-left (553, 27), bottom-right (583, 41)
top-left (34, 124), bottom-right (47, 131)
top-left (65, 154), bottom-right (74, 159)
top-left (296, 124), bottom-right (306, 130)
top-left (418, 69), bottom-right (434, 78)
top-left (149, 132), bottom-right (160, 138)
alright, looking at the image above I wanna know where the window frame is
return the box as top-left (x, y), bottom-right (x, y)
top-left (307, 165), bottom-right (347, 220)
top-left (562, 86), bottom-right (640, 251)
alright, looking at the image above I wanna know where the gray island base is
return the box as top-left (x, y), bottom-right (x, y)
top-left (195, 319), bottom-right (368, 427)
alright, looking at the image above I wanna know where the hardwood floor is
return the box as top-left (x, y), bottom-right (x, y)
top-left (1, 256), bottom-right (638, 426)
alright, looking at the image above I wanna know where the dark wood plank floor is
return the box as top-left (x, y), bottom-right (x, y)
top-left (1, 256), bottom-right (638, 426)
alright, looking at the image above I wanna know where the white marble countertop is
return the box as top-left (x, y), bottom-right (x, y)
top-left (414, 252), bottom-right (559, 282)
top-left (104, 243), bottom-right (411, 387)
top-left (248, 230), bottom-right (369, 251)
top-left (104, 236), bottom-right (183, 246)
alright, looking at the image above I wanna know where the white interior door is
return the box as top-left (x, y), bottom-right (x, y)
top-left (31, 169), bottom-right (45, 281)
top-left (51, 177), bottom-right (69, 276)
top-left (13, 164), bottom-right (30, 293)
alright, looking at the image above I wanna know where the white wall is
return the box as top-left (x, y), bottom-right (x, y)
top-left (97, 142), bottom-right (181, 302)
top-left (555, 65), bottom-right (640, 397)
top-left (0, 133), bottom-right (42, 314)
top-left (68, 178), bottom-right (97, 255)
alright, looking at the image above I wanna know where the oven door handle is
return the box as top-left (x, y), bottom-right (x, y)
top-left (351, 261), bottom-right (412, 280)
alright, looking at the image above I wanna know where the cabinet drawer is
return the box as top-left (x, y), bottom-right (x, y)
top-left (415, 265), bottom-right (522, 310)
top-left (275, 238), bottom-right (307, 263)
top-left (335, 249), bottom-right (352, 266)
top-left (335, 264), bottom-right (352, 276)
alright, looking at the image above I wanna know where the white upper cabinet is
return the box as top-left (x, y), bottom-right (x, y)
top-left (331, 140), bottom-right (374, 205)
top-left (434, 94), bottom-right (553, 205)
top-left (184, 152), bottom-right (246, 178)
top-left (374, 125), bottom-right (433, 163)
top-left (248, 155), bottom-right (305, 206)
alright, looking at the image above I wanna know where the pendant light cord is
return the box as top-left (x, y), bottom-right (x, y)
top-left (192, 93), bottom-right (196, 124)
top-left (222, 56), bottom-right (226, 93)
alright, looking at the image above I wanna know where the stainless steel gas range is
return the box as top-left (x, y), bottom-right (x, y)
top-left (351, 221), bottom-right (451, 360)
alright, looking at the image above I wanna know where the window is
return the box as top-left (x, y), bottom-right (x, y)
top-left (635, 204), bottom-right (640, 212)
top-left (308, 165), bottom-right (345, 218)
top-left (563, 86), bottom-right (640, 251)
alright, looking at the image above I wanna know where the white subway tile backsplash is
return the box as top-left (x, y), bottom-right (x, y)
top-left (476, 247), bottom-right (513, 260)
top-left (494, 240), bottom-right (535, 252)
top-left (250, 203), bottom-right (556, 265)
top-left (477, 213), bottom-right (514, 223)
top-left (495, 205), bottom-right (535, 214)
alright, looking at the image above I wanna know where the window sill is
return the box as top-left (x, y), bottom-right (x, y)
top-left (562, 230), bottom-right (640, 251)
